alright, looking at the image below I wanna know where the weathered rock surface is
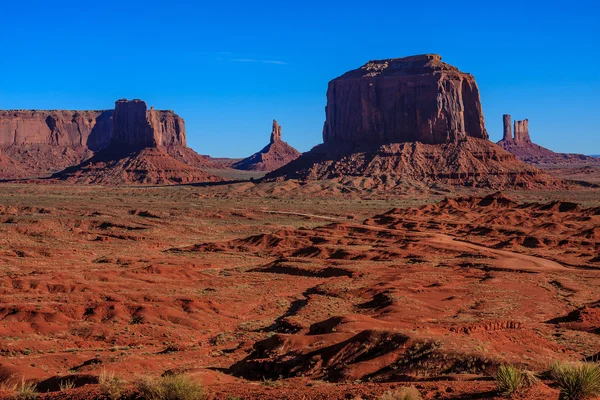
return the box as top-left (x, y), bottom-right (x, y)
top-left (514, 119), bottom-right (531, 144)
top-left (323, 54), bottom-right (488, 145)
top-left (50, 99), bottom-right (221, 185)
top-left (0, 110), bottom-right (113, 150)
top-left (502, 114), bottom-right (512, 142)
top-left (53, 147), bottom-right (222, 185)
top-left (111, 99), bottom-right (186, 148)
top-left (0, 150), bottom-right (27, 179)
top-left (0, 101), bottom-right (191, 178)
top-left (498, 115), bottom-right (600, 166)
top-left (232, 120), bottom-right (301, 172)
top-left (266, 138), bottom-right (560, 189)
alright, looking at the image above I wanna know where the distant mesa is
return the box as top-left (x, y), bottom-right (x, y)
top-left (51, 99), bottom-right (221, 185)
top-left (498, 114), bottom-right (600, 166)
top-left (0, 100), bottom-right (214, 180)
top-left (232, 120), bottom-right (301, 172)
top-left (267, 54), bottom-right (559, 189)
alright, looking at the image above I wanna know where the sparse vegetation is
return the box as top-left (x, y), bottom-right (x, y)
top-left (550, 361), bottom-right (600, 400)
top-left (379, 386), bottom-right (422, 400)
top-left (14, 378), bottom-right (38, 400)
top-left (59, 379), bottom-right (76, 391)
top-left (495, 364), bottom-right (537, 397)
top-left (135, 374), bottom-right (208, 400)
top-left (99, 369), bottom-right (126, 399)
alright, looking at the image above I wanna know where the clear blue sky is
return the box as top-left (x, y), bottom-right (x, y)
top-left (1, 0), bottom-right (598, 156)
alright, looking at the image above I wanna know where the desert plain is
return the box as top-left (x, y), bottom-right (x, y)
top-left (0, 178), bottom-right (598, 399)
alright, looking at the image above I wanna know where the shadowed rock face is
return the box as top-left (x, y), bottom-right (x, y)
top-left (0, 101), bottom-right (189, 178)
top-left (323, 54), bottom-right (488, 145)
top-left (0, 102), bottom-right (186, 151)
top-left (0, 110), bottom-right (113, 151)
top-left (110, 99), bottom-right (187, 149)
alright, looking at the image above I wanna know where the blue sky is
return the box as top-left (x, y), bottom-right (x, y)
top-left (1, 0), bottom-right (598, 156)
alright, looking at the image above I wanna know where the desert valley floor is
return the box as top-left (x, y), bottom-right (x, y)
top-left (0, 182), bottom-right (599, 399)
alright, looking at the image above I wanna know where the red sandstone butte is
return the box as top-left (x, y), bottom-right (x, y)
top-left (266, 54), bottom-right (560, 189)
top-left (323, 54), bottom-right (487, 145)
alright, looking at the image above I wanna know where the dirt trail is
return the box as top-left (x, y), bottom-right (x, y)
top-left (341, 223), bottom-right (570, 273)
top-left (428, 233), bottom-right (568, 272)
top-left (251, 210), bottom-right (574, 273)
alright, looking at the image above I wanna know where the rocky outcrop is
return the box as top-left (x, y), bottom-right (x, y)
top-left (111, 99), bottom-right (186, 148)
top-left (514, 119), bottom-right (531, 144)
top-left (270, 120), bottom-right (282, 143)
top-left (266, 138), bottom-right (560, 189)
top-left (50, 99), bottom-right (221, 185)
top-left (267, 55), bottom-right (560, 190)
top-left (0, 110), bottom-right (112, 150)
top-left (0, 100), bottom-right (192, 179)
top-left (498, 115), bottom-right (599, 166)
top-left (53, 147), bottom-right (222, 185)
top-left (322, 54), bottom-right (488, 145)
top-left (233, 120), bottom-right (301, 172)
top-left (503, 114), bottom-right (512, 142)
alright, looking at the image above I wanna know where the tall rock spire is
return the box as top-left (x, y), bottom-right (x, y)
top-left (270, 119), bottom-right (282, 144)
top-left (503, 114), bottom-right (512, 141)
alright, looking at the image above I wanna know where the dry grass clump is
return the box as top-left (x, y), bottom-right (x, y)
top-left (99, 369), bottom-right (126, 399)
top-left (550, 361), bottom-right (600, 400)
top-left (135, 374), bottom-right (208, 400)
top-left (379, 386), bottom-right (422, 400)
top-left (3, 378), bottom-right (39, 400)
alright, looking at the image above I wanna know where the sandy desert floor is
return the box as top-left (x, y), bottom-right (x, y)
top-left (0, 182), bottom-right (599, 399)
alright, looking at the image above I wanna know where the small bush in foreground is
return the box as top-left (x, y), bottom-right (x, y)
top-left (379, 386), bottom-right (422, 400)
top-left (14, 378), bottom-right (38, 400)
top-left (495, 364), bottom-right (537, 397)
top-left (550, 361), bottom-right (600, 400)
top-left (135, 374), bottom-right (208, 400)
top-left (99, 369), bottom-right (125, 399)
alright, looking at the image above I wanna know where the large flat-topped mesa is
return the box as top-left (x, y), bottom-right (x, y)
top-left (0, 110), bottom-right (113, 150)
top-left (323, 54), bottom-right (488, 145)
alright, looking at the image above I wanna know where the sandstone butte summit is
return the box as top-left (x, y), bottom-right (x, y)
top-left (266, 54), bottom-right (559, 189)
top-left (52, 99), bottom-right (222, 185)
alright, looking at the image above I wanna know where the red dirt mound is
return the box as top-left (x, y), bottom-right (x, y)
top-left (52, 147), bottom-right (222, 185)
top-left (0, 151), bottom-right (27, 179)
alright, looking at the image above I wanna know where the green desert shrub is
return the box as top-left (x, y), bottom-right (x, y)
top-left (550, 361), bottom-right (600, 400)
top-left (135, 374), bottom-right (208, 400)
top-left (495, 364), bottom-right (537, 397)
top-left (379, 386), bottom-right (422, 400)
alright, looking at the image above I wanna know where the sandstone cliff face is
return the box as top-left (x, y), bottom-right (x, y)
top-left (0, 102), bottom-right (186, 151)
top-left (110, 99), bottom-right (186, 149)
top-left (51, 99), bottom-right (218, 185)
top-left (0, 110), bottom-right (113, 150)
top-left (0, 101), bottom-right (189, 178)
top-left (323, 54), bottom-right (488, 145)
